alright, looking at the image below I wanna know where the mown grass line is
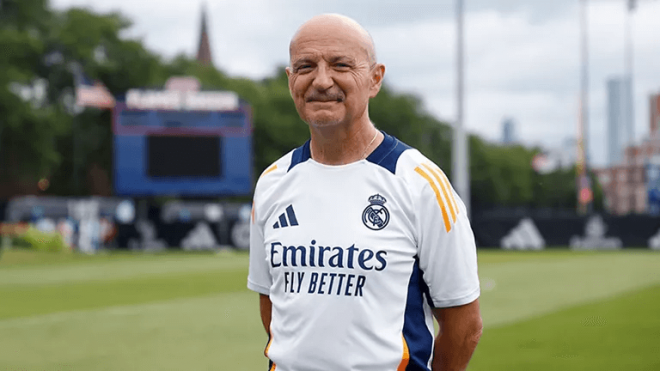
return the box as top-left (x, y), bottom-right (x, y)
top-left (470, 284), bottom-right (660, 371)
top-left (477, 251), bottom-right (660, 328)
top-left (0, 249), bottom-right (230, 267)
top-left (1, 267), bottom-right (249, 320)
top-left (0, 292), bottom-right (266, 371)
top-left (0, 250), bottom-right (248, 286)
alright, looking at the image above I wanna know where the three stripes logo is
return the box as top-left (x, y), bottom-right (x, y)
top-left (273, 205), bottom-right (299, 229)
top-left (414, 163), bottom-right (459, 233)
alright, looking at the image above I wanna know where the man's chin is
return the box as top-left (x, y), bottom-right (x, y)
top-left (304, 112), bottom-right (345, 128)
top-left (307, 120), bottom-right (341, 127)
top-left (306, 118), bottom-right (343, 128)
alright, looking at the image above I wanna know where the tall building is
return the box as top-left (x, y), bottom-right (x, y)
top-left (595, 89), bottom-right (660, 215)
top-left (196, 5), bottom-right (213, 66)
top-left (607, 76), bottom-right (634, 166)
top-left (650, 92), bottom-right (660, 135)
top-left (501, 117), bottom-right (516, 145)
top-left (595, 134), bottom-right (660, 215)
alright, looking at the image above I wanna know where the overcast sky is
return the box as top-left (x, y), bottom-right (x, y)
top-left (51, 0), bottom-right (660, 167)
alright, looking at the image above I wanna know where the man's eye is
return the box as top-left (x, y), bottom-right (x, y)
top-left (335, 63), bottom-right (350, 69)
top-left (296, 65), bottom-right (312, 72)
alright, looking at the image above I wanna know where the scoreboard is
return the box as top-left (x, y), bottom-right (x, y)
top-left (112, 99), bottom-right (253, 197)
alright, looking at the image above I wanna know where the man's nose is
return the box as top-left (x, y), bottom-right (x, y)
top-left (311, 65), bottom-right (334, 91)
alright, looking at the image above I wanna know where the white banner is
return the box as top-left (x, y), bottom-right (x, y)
top-left (126, 89), bottom-right (239, 111)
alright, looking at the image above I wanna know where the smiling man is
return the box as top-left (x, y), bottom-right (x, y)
top-left (248, 14), bottom-right (482, 371)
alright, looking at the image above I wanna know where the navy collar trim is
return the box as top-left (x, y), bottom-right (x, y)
top-left (287, 131), bottom-right (408, 174)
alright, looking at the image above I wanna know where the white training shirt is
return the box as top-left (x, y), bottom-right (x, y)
top-left (248, 132), bottom-right (480, 371)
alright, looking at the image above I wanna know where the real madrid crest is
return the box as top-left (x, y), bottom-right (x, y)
top-left (362, 194), bottom-right (390, 230)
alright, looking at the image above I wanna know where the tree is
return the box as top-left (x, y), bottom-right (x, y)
top-left (44, 8), bottom-right (172, 195)
top-left (0, 0), bottom-right (69, 197)
top-left (0, 1), bottom-right (602, 213)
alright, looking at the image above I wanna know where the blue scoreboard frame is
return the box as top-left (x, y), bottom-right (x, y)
top-left (112, 102), bottom-right (253, 197)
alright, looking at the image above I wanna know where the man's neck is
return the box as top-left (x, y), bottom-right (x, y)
top-left (309, 119), bottom-right (383, 165)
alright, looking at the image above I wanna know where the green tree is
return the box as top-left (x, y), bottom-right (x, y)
top-left (43, 8), bottom-right (172, 195)
top-left (370, 86), bottom-right (453, 171)
top-left (0, 1), bottom-right (602, 213)
top-left (0, 0), bottom-right (69, 197)
top-left (470, 138), bottom-right (536, 210)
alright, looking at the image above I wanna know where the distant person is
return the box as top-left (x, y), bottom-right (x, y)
top-left (248, 13), bottom-right (482, 371)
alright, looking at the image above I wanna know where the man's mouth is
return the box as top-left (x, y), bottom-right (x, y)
top-left (307, 97), bottom-right (343, 103)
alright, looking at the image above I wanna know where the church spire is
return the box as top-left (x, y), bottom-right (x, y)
top-left (196, 4), bottom-right (213, 66)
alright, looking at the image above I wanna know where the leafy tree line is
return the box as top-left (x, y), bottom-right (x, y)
top-left (0, 0), bottom-right (601, 213)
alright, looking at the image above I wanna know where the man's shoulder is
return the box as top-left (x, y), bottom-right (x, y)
top-left (254, 140), bottom-right (310, 195)
top-left (371, 133), bottom-right (446, 178)
top-left (254, 152), bottom-right (293, 193)
top-left (396, 148), bottom-right (448, 176)
top-left (378, 136), bottom-right (451, 194)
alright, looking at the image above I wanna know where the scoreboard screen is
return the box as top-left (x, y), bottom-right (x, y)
top-left (147, 136), bottom-right (221, 178)
top-left (112, 102), bottom-right (252, 197)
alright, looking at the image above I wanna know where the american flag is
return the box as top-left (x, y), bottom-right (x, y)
top-left (74, 70), bottom-right (115, 109)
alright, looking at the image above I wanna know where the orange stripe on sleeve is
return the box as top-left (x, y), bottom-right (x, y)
top-left (397, 335), bottom-right (410, 371)
top-left (251, 204), bottom-right (255, 224)
top-left (422, 163), bottom-right (457, 223)
top-left (435, 166), bottom-right (460, 215)
top-left (415, 167), bottom-right (452, 232)
top-left (261, 164), bottom-right (278, 178)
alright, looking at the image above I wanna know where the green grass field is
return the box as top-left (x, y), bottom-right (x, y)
top-left (1, 248), bottom-right (659, 370)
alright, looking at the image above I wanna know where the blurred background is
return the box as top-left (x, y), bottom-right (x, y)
top-left (1, 0), bottom-right (659, 370)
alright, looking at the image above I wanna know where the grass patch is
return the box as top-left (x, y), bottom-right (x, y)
top-left (0, 249), bottom-right (658, 370)
top-left (0, 292), bottom-right (266, 371)
top-left (470, 284), bottom-right (660, 370)
top-left (0, 268), bottom-right (247, 320)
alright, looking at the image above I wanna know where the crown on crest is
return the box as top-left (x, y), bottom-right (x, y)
top-left (368, 194), bottom-right (387, 205)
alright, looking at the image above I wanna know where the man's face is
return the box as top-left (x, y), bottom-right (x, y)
top-left (286, 26), bottom-right (384, 128)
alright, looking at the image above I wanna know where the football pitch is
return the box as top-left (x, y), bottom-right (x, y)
top-left (1, 249), bottom-right (659, 370)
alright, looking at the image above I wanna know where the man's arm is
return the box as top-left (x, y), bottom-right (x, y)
top-left (259, 294), bottom-right (272, 334)
top-left (431, 298), bottom-right (482, 371)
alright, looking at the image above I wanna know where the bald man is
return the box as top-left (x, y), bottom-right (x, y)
top-left (248, 14), bottom-right (482, 371)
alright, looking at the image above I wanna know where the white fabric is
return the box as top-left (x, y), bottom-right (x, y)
top-left (248, 134), bottom-right (480, 371)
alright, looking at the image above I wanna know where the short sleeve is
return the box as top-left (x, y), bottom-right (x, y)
top-left (413, 164), bottom-right (480, 308)
top-left (247, 199), bottom-right (272, 296)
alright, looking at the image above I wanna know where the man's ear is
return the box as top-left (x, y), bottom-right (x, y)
top-left (285, 66), bottom-right (294, 98)
top-left (369, 64), bottom-right (385, 98)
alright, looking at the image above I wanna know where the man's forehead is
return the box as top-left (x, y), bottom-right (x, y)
top-left (292, 31), bottom-right (367, 53)
top-left (289, 14), bottom-right (375, 64)
top-left (290, 43), bottom-right (366, 62)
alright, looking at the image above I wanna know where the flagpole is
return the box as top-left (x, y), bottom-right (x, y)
top-left (625, 0), bottom-right (635, 147)
top-left (453, 0), bottom-right (470, 216)
top-left (68, 62), bottom-right (84, 195)
top-left (578, 0), bottom-right (592, 214)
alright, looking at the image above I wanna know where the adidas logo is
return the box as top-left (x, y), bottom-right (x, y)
top-left (570, 215), bottom-right (621, 250)
top-left (181, 222), bottom-right (218, 251)
top-left (273, 205), bottom-right (299, 229)
top-left (500, 218), bottom-right (545, 250)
